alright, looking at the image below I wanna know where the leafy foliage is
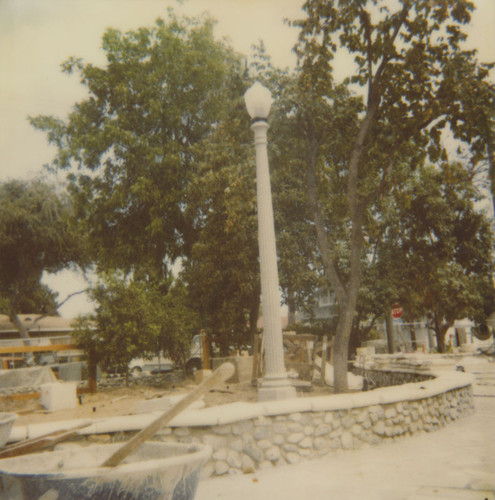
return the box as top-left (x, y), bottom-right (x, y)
top-left (0, 180), bottom-right (85, 336)
top-left (89, 274), bottom-right (162, 375)
top-left (31, 12), bottom-right (246, 277)
top-left (290, 0), bottom-right (494, 389)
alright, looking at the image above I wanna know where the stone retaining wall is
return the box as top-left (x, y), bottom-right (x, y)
top-left (67, 371), bottom-right (475, 478)
top-left (154, 385), bottom-right (473, 477)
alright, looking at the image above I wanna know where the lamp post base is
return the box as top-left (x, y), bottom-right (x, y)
top-left (257, 375), bottom-right (296, 402)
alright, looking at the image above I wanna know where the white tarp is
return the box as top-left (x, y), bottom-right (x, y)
top-left (0, 366), bottom-right (57, 389)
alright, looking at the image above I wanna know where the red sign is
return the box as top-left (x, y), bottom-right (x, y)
top-left (392, 306), bottom-right (403, 319)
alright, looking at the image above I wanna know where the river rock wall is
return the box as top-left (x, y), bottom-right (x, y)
top-left (72, 370), bottom-right (475, 478)
top-left (151, 384), bottom-right (474, 477)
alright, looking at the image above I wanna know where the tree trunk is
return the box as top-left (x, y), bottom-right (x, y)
top-left (305, 118), bottom-right (366, 394)
top-left (409, 324), bottom-right (417, 351)
top-left (385, 309), bottom-right (395, 354)
top-left (287, 287), bottom-right (296, 326)
top-left (333, 271), bottom-right (362, 393)
top-left (427, 328), bottom-right (436, 352)
top-left (9, 311), bottom-right (31, 344)
top-left (434, 315), bottom-right (446, 353)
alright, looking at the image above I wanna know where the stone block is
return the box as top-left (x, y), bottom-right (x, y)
top-left (230, 439), bottom-right (243, 452)
top-left (243, 443), bottom-right (264, 462)
top-left (342, 415), bottom-right (355, 429)
top-left (304, 426), bottom-right (314, 436)
top-left (287, 432), bottom-right (304, 444)
top-left (314, 424), bottom-right (331, 437)
top-left (213, 424), bottom-right (232, 435)
top-left (373, 421), bottom-right (386, 436)
top-left (232, 420), bottom-right (253, 435)
top-left (241, 454), bottom-right (255, 473)
top-left (257, 439), bottom-right (272, 450)
top-left (288, 422), bottom-right (303, 433)
top-left (265, 446), bottom-right (281, 462)
top-left (227, 450), bottom-right (242, 469)
top-left (351, 424), bottom-right (363, 437)
top-left (254, 416), bottom-right (272, 426)
top-left (385, 407), bottom-right (397, 419)
top-left (300, 414), bottom-right (313, 425)
top-left (283, 443), bottom-right (298, 452)
top-left (202, 435), bottom-right (227, 450)
top-left (273, 423), bottom-right (288, 434)
top-left (314, 437), bottom-right (328, 450)
top-left (254, 426), bottom-right (271, 440)
top-left (341, 432), bottom-right (353, 449)
top-left (215, 460), bottom-right (229, 475)
top-left (324, 413), bottom-right (334, 424)
top-left (299, 437), bottom-right (313, 449)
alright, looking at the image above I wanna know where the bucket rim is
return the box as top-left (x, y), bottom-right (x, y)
top-left (0, 441), bottom-right (212, 480)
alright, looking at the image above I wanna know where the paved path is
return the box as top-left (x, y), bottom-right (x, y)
top-left (196, 360), bottom-right (495, 500)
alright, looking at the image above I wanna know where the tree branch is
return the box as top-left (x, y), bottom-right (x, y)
top-left (305, 134), bottom-right (346, 304)
top-left (28, 289), bottom-right (89, 331)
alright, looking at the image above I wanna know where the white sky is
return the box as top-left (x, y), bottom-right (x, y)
top-left (0, 0), bottom-right (494, 317)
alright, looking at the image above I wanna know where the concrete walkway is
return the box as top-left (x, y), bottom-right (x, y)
top-left (196, 359), bottom-right (495, 500)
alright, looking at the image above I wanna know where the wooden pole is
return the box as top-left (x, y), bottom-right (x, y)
top-left (0, 423), bottom-right (90, 459)
top-left (320, 336), bottom-right (328, 383)
top-left (102, 362), bottom-right (235, 468)
top-left (201, 330), bottom-right (211, 370)
top-left (252, 333), bottom-right (261, 383)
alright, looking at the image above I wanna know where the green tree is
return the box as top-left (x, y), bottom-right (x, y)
top-left (30, 11), bottom-right (246, 278)
top-left (0, 179), bottom-right (85, 340)
top-left (388, 162), bottom-right (494, 351)
top-left (159, 279), bottom-right (200, 368)
top-left (84, 273), bottom-right (162, 384)
top-left (73, 275), bottom-right (201, 383)
top-left (292, 0), bottom-right (494, 391)
top-left (181, 104), bottom-right (261, 352)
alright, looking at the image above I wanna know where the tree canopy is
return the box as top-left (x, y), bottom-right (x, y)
top-left (31, 12), bottom-right (246, 277)
top-left (0, 179), bottom-right (85, 338)
top-left (291, 0), bottom-right (495, 390)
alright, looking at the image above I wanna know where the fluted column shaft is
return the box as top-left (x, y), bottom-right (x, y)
top-left (251, 119), bottom-right (296, 401)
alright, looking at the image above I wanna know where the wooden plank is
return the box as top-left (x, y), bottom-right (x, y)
top-left (251, 333), bottom-right (261, 382)
top-left (320, 335), bottom-right (328, 382)
top-left (102, 362), bottom-right (235, 467)
top-left (0, 392), bottom-right (40, 402)
top-left (0, 344), bottom-right (80, 354)
top-left (0, 423), bottom-right (90, 459)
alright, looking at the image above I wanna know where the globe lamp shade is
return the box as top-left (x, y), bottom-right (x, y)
top-left (244, 82), bottom-right (273, 120)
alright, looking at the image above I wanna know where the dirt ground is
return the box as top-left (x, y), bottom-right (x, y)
top-left (2, 378), bottom-right (333, 427)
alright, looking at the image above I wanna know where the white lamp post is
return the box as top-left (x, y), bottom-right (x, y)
top-left (244, 82), bottom-right (296, 401)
